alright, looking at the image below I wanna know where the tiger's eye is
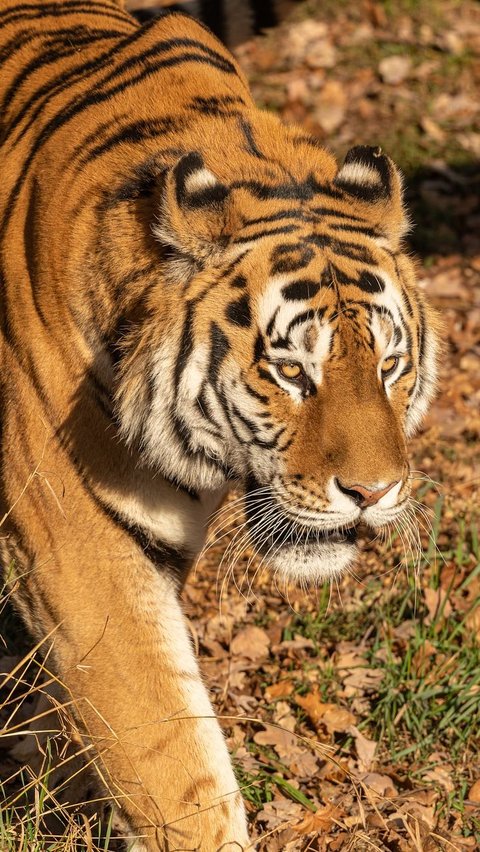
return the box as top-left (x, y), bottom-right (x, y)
top-left (381, 355), bottom-right (399, 378)
top-left (279, 362), bottom-right (303, 380)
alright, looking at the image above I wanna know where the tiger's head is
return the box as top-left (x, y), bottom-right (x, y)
top-left (115, 137), bottom-right (439, 584)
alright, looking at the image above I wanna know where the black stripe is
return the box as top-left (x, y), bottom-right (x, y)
top-left (286, 309), bottom-right (316, 336)
top-left (225, 294), bottom-right (251, 328)
top-left (189, 94), bottom-right (245, 115)
top-left (356, 271), bottom-right (384, 293)
top-left (92, 492), bottom-right (189, 582)
top-left (253, 333), bottom-right (264, 363)
top-left (266, 308), bottom-right (279, 338)
top-left (242, 381), bottom-right (268, 405)
top-left (243, 210), bottom-right (320, 229)
top-left (174, 302), bottom-right (195, 392)
top-left (329, 222), bottom-right (380, 237)
top-left (233, 224), bottom-right (299, 244)
top-left (312, 206), bottom-right (369, 223)
top-left (270, 242), bottom-right (314, 275)
top-left (78, 116), bottom-right (182, 166)
top-left (0, 30), bottom-right (126, 115)
top-left (282, 279), bottom-right (320, 301)
top-left (230, 176), bottom-right (342, 202)
top-left (257, 366), bottom-right (278, 387)
top-left (330, 240), bottom-right (374, 264)
top-left (209, 321), bottom-right (230, 381)
top-left (0, 4), bottom-right (132, 29)
top-left (239, 117), bottom-right (266, 159)
top-left (6, 25), bottom-right (147, 144)
top-left (0, 0), bottom-right (131, 20)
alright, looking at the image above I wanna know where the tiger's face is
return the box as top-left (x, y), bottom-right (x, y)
top-left (116, 143), bottom-right (439, 584)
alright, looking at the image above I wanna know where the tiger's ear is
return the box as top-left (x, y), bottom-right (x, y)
top-left (334, 146), bottom-right (408, 249)
top-left (153, 152), bottom-right (237, 283)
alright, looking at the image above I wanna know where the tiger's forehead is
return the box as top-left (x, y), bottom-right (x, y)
top-left (241, 235), bottom-right (410, 364)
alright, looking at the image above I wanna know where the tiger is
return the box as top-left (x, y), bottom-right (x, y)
top-left (0, 0), bottom-right (439, 849)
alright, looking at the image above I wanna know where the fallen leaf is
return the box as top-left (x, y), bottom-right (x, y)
top-left (378, 55), bottom-right (412, 85)
top-left (273, 700), bottom-right (296, 732)
top-left (421, 116), bottom-right (446, 144)
top-left (360, 772), bottom-right (398, 797)
top-left (253, 724), bottom-right (298, 759)
top-left (423, 765), bottom-right (455, 793)
top-left (264, 680), bottom-right (294, 701)
top-left (397, 799), bottom-right (437, 831)
top-left (348, 725), bottom-right (377, 772)
top-left (296, 689), bottom-right (356, 734)
top-left (466, 779), bottom-right (480, 810)
top-left (411, 639), bottom-right (437, 676)
top-left (289, 749), bottom-right (320, 778)
top-left (314, 80), bottom-right (346, 133)
top-left (256, 799), bottom-right (304, 830)
top-left (293, 803), bottom-right (343, 835)
top-left (286, 20), bottom-right (336, 69)
top-left (276, 635), bottom-right (315, 653)
top-left (423, 587), bottom-right (453, 623)
top-left (230, 625), bottom-right (270, 660)
top-left (342, 667), bottom-right (385, 693)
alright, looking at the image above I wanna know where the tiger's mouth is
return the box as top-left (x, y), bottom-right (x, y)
top-left (253, 523), bottom-right (359, 553)
top-left (291, 525), bottom-right (358, 546)
top-left (244, 481), bottom-right (359, 555)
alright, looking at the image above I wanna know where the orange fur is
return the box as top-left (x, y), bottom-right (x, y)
top-left (0, 2), bottom-right (438, 848)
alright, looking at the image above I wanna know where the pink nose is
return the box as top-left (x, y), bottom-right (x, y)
top-left (336, 479), bottom-right (399, 509)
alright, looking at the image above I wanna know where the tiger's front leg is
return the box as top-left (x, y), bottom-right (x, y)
top-left (39, 558), bottom-right (249, 851)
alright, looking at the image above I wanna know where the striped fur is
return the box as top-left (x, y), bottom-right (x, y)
top-left (0, 1), bottom-right (439, 848)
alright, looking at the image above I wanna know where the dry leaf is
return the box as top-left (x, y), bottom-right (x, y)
top-left (423, 587), bottom-right (453, 623)
top-left (277, 635), bottom-right (315, 653)
top-left (273, 700), bottom-right (296, 732)
top-left (314, 80), bottom-right (346, 133)
top-left (230, 625), bottom-right (270, 660)
top-left (342, 667), bottom-right (384, 693)
top-left (466, 779), bottom-right (480, 809)
top-left (411, 639), bottom-right (437, 676)
top-left (423, 765), bottom-right (455, 793)
top-left (421, 116), bottom-right (446, 144)
top-left (256, 800), bottom-right (304, 830)
top-left (296, 689), bottom-right (356, 734)
top-left (378, 55), bottom-right (412, 84)
top-left (398, 799), bottom-right (437, 831)
top-left (264, 680), bottom-right (294, 701)
top-left (348, 725), bottom-right (377, 772)
top-left (293, 803), bottom-right (343, 835)
top-left (253, 724), bottom-right (298, 759)
top-left (289, 749), bottom-right (319, 778)
top-left (361, 772), bottom-right (398, 797)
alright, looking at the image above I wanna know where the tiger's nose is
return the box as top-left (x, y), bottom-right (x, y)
top-left (335, 479), bottom-right (400, 509)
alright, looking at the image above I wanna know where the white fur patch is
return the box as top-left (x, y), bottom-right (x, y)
top-left (336, 162), bottom-right (382, 187)
top-left (258, 275), bottom-right (333, 397)
top-left (184, 167), bottom-right (219, 194)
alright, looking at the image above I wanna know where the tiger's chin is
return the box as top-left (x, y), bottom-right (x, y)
top-left (267, 539), bottom-right (358, 587)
